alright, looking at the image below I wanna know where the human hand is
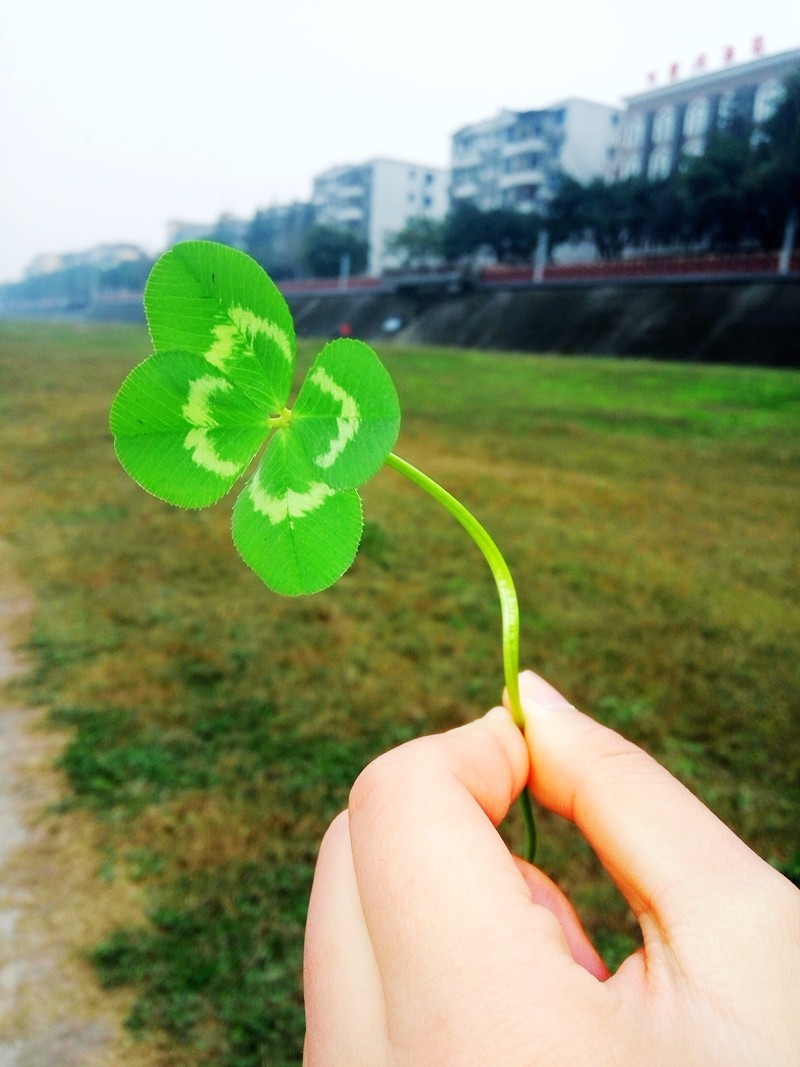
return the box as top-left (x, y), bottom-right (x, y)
top-left (303, 670), bottom-right (800, 1066)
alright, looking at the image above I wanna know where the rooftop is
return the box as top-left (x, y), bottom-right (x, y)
top-left (623, 46), bottom-right (800, 105)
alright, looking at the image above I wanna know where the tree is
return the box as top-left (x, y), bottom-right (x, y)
top-left (440, 203), bottom-right (540, 264)
top-left (678, 128), bottom-right (762, 249)
top-left (751, 70), bottom-right (800, 260)
top-left (582, 179), bottom-right (635, 258)
top-left (548, 176), bottom-right (654, 259)
top-left (481, 209), bottom-right (541, 263)
top-left (301, 225), bottom-right (368, 278)
top-left (545, 175), bottom-right (587, 249)
top-left (385, 216), bottom-right (445, 269)
top-left (441, 202), bottom-right (488, 261)
top-left (640, 175), bottom-right (689, 249)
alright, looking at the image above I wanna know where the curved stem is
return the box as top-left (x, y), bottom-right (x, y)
top-left (385, 452), bottom-right (536, 861)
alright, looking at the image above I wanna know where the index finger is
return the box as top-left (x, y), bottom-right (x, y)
top-left (346, 710), bottom-right (582, 1028)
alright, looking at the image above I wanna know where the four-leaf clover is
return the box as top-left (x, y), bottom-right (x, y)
top-left (110, 241), bottom-right (401, 595)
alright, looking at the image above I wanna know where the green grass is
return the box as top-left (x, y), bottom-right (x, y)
top-left (1, 321), bottom-right (799, 1064)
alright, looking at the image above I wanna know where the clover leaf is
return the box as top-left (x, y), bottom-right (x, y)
top-left (109, 241), bottom-right (400, 595)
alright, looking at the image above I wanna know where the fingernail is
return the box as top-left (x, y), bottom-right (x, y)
top-left (519, 671), bottom-right (576, 713)
top-left (484, 705), bottom-right (514, 726)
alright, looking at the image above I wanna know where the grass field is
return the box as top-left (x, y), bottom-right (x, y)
top-left (1, 320), bottom-right (799, 1066)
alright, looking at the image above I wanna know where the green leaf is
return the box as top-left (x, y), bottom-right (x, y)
top-left (110, 349), bottom-right (269, 508)
top-left (232, 431), bottom-right (363, 595)
top-left (291, 338), bottom-right (400, 490)
top-left (145, 241), bottom-right (296, 413)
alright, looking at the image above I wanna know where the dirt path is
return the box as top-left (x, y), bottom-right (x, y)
top-left (0, 546), bottom-right (159, 1067)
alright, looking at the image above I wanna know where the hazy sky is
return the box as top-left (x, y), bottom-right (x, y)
top-left (1, 0), bottom-right (798, 282)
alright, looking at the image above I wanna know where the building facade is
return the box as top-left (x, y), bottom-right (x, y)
top-left (311, 158), bottom-right (449, 275)
top-left (614, 46), bottom-right (800, 182)
top-left (450, 99), bottom-right (621, 214)
top-left (246, 201), bottom-right (316, 278)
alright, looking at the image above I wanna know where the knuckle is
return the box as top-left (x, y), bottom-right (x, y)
top-left (581, 726), bottom-right (650, 778)
top-left (348, 740), bottom-right (425, 820)
top-left (567, 729), bottom-right (656, 818)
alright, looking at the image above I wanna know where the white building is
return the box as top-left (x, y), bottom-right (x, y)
top-left (311, 158), bottom-right (449, 275)
top-left (615, 45), bottom-right (800, 182)
top-left (24, 243), bottom-right (147, 278)
top-left (450, 99), bottom-right (621, 214)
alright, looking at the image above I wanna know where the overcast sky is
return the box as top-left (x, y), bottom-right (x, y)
top-left (1, 0), bottom-right (798, 283)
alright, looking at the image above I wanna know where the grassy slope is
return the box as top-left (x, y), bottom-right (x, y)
top-left (1, 321), bottom-right (798, 1065)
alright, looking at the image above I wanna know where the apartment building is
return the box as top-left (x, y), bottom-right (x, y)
top-left (311, 158), bottom-right (449, 275)
top-left (614, 45), bottom-right (800, 181)
top-left (450, 99), bottom-right (621, 214)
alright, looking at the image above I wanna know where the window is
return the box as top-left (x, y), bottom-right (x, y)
top-left (621, 115), bottom-right (645, 149)
top-left (684, 97), bottom-right (710, 137)
top-left (453, 136), bottom-right (473, 160)
top-left (682, 137), bottom-right (704, 157)
top-left (507, 152), bottom-right (542, 173)
top-left (652, 106), bottom-right (676, 144)
top-left (753, 79), bottom-right (785, 123)
top-left (620, 153), bottom-right (643, 179)
top-left (515, 117), bottom-right (542, 141)
top-left (648, 146), bottom-right (672, 180)
top-left (717, 89), bottom-right (738, 129)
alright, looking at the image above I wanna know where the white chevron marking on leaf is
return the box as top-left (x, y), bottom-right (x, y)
top-left (184, 429), bottom-right (242, 478)
top-left (181, 376), bottom-right (241, 478)
top-left (311, 367), bottom-right (361, 469)
top-left (182, 375), bottom-right (232, 427)
top-left (248, 468), bottom-right (335, 525)
top-left (205, 306), bottom-right (292, 370)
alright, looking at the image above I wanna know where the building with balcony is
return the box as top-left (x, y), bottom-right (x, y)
top-left (614, 45), bottom-right (800, 181)
top-left (311, 158), bottom-right (449, 275)
top-left (450, 99), bottom-right (621, 214)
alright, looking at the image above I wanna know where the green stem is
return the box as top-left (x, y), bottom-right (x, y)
top-left (385, 452), bottom-right (536, 862)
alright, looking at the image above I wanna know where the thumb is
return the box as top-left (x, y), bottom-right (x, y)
top-left (515, 670), bottom-right (766, 937)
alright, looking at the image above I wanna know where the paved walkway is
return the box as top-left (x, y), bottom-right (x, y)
top-left (0, 552), bottom-right (127, 1067)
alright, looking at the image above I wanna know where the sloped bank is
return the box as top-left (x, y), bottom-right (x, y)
top-left (287, 277), bottom-right (800, 368)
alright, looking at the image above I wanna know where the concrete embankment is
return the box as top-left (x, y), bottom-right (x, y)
top-left (4, 276), bottom-right (798, 367)
top-left (287, 277), bottom-right (800, 367)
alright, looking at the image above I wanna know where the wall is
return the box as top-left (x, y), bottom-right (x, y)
top-left (370, 161), bottom-right (448, 276)
top-left (287, 277), bottom-right (800, 367)
top-left (559, 98), bottom-right (621, 183)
